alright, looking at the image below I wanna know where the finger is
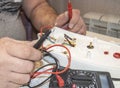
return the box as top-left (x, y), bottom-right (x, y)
top-left (8, 82), bottom-right (21, 88)
top-left (70, 17), bottom-right (82, 33)
top-left (6, 40), bottom-right (42, 61)
top-left (55, 12), bottom-right (69, 27)
top-left (9, 72), bottom-right (30, 85)
top-left (3, 37), bottom-right (32, 46)
top-left (78, 24), bottom-right (87, 35)
top-left (29, 40), bottom-right (38, 46)
top-left (77, 16), bottom-right (86, 35)
top-left (68, 9), bottom-right (80, 29)
top-left (8, 57), bottom-right (34, 73)
top-left (14, 39), bottom-right (38, 47)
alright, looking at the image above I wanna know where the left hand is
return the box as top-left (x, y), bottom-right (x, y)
top-left (55, 9), bottom-right (86, 35)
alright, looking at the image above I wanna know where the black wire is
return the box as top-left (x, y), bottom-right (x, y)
top-left (27, 50), bottom-right (60, 88)
top-left (43, 50), bottom-right (60, 69)
top-left (28, 64), bottom-right (55, 88)
top-left (112, 78), bottom-right (120, 81)
top-left (33, 30), bottom-right (51, 49)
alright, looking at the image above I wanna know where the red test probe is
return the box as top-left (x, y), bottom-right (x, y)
top-left (61, 0), bottom-right (72, 30)
top-left (68, 0), bottom-right (72, 21)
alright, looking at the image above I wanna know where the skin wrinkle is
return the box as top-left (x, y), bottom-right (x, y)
top-left (9, 81), bottom-right (21, 87)
top-left (9, 72), bottom-right (30, 84)
top-left (9, 58), bottom-right (34, 74)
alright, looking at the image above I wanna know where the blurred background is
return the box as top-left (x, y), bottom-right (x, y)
top-left (48, 0), bottom-right (120, 38)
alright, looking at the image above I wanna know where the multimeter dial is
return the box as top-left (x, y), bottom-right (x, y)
top-left (49, 67), bottom-right (114, 88)
top-left (66, 70), bottom-right (98, 88)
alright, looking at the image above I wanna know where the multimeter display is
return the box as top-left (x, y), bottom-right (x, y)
top-left (99, 74), bottom-right (111, 88)
top-left (49, 66), bottom-right (114, 88)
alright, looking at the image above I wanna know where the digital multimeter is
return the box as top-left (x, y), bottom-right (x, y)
top-left (49, 66), bottom-right (114, 88)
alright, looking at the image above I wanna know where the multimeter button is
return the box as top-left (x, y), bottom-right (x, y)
top-left (113, 52), bottom-right (120, 59)
top-left (93, 81), bottom-right (96, 84)
top-left (72, 84), bottom-right (76, 88)
top-left (89, 84), bottom-right (95, 88)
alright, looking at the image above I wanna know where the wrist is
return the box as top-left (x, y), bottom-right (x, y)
top-left (30, 2), bottom-right (58, 31)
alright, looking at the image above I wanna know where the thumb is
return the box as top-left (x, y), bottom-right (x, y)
top-left (55, 12), bottom-right (69, 27)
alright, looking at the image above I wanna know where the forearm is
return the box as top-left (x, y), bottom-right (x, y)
top-left (22, 0), bottom-right (57, 31)
top-left (30, 2), bottom-right (57, 31)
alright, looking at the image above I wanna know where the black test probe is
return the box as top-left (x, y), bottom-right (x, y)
top-left (33, 30), bottom-right (51, 49)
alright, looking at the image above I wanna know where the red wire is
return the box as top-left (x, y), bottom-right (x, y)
top-left (39, 25), bottom-right (53, 48)
top-left (32, 44), bottom-right (71, 77)
top-left (43, 44), bottom-right (71, 75)
top-left (39, 25), bottom-right (53, 35)
top-left (56, 74), bottom-right (64, 87)
top-left (32, 26), bottom-right (71, 81)
top-left (31, 67), bottom-right (54, 79)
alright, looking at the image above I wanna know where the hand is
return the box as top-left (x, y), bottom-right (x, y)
top-left (0, 38), bottom-right (42, 88)
top-left (55, 9), bottom-right (86, 35)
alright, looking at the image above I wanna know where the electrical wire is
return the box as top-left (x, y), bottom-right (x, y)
top-left (31, 49), bottom-right (60, 78)
top-left (45, 44), bottom-right (71, 75)
top-left (39, 25), bottom-right (53, 36)
top-left (28, 48), bottom-right (60, 87)
top-left (28, 24), bottom-right (72, 87)
top-left (28, 44), bottom-right (71, 88)
top-left (112, 78), bottom-right (120, 81)
top-left (31, 67), bottom-right (54, 79)
top-left (68, 0), bottom-right (72, 21)
top-left (28, 63), bottom-right (56, 88)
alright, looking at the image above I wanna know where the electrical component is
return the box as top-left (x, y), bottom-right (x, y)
top-left (87, 42), bottom-right (94, 49)
top-left (47, 34), bottom-right (76, 47)
top-left (113, 52), bottom-right (120, 59)
top-left (64, 34), bottom-right (76, 47)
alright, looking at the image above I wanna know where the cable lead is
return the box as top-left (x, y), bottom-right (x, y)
top-left (33, 30), bottom-right (51, 49)
top-left (68, 0), bottom-right (72, 20)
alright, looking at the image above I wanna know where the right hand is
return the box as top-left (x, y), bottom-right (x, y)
top-left (0, 37), bottom-right (42, 88)
top-left (55, 9), bottom-right (86, 35)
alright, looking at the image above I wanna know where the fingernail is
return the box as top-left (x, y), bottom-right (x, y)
top-left (69, 24), bottom-right (74, 28)
top-left (54, 23), bottom-right (57, 26)
top-left (65, 11), bottom-right (68, 17)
